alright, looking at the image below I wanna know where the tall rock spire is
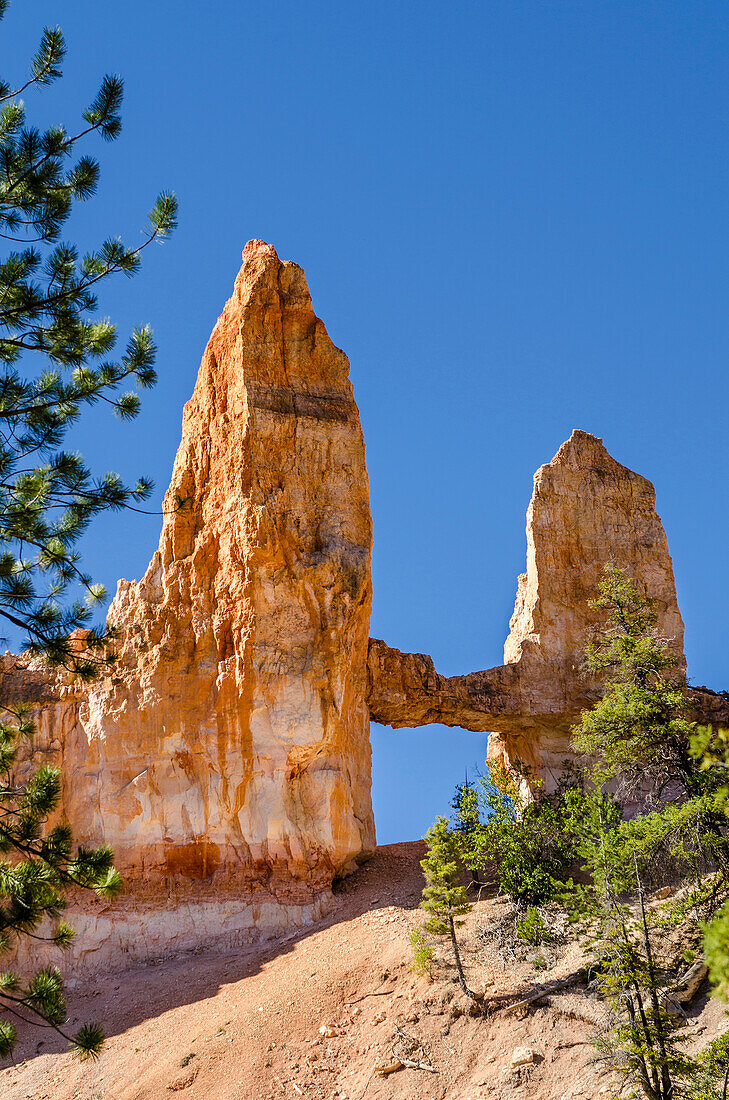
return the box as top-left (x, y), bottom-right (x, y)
top-left (503, 428), bottom-right (685, 670)
top-left (74, 240), bottom-right (375, 890)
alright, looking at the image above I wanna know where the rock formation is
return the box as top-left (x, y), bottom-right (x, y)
top-left (368, 430), bottom-right (729, 780)
top-left (3, 246), bottom-right (727, 974)
top-left (9, 241), bottom-right (375, 926)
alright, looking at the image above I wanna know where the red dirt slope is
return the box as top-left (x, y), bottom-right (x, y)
top-left (3, 841), bottom-right (722, 1100)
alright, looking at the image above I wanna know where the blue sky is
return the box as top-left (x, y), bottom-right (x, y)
top-left (3, 1), bottom-right (728, 843)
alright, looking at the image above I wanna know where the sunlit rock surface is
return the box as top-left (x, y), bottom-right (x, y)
top-left (9, 241), bottom-right (375, 912)
top-left (368, 430), bottom-right (728, 779)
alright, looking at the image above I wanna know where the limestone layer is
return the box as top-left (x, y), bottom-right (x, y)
top-left (16, 241), bottom-right (376, 897)
top-left (368, 430), bottom-right (729, 778)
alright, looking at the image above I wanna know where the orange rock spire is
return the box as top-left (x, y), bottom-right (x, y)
top-left (69, 241), bottom-right (376, 890)
top-left (368, 430), bottom-right (725, 779)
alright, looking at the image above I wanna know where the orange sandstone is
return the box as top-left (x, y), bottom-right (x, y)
top-left (14, 241), bottom-right (375, 902)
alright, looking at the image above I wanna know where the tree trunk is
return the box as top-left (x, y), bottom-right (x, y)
top-left (448, 912), bottom-right (476, 1000)
top-left (634, 855), bottom-right (673, 1100)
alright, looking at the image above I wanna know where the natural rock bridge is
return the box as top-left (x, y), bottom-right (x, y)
top-left (4, 241), bottom-right (726, 973)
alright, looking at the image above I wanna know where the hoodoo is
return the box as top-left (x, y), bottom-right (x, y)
top-left (3, 244), bottom-right (727, 974)
top-left (368, 430), bottom-right (727, 777)
top-left (78, 239), bottom-right (377, 889)
top-left (5, 242), bottom-right (377, 972)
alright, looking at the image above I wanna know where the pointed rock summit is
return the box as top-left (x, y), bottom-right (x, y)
top-left (69, 241), bottom-right (376, 893)
top-left (504, 428), bottom-right (685, 669)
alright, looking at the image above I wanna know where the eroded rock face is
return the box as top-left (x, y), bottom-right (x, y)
top-left (368, 430), bottom-right (729, 779)
top-left (30, 241), bottom-right (375, 898)
top-left (504, 430), bottom-right (685, 669)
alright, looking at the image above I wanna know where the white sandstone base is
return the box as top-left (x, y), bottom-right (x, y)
top-left (10, 890), bottom-right (337, 980)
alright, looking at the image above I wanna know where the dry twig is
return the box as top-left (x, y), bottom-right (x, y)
top-left (344, 988), bottom-right (390, 1006)
top-left (496, 969), bottom-right (588, 1015)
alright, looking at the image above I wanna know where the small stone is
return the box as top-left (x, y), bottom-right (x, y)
top-left (674, 961), bottom-right (709, 1003)
top-left (511, 1047), bottom-right (535, 1068)
top-left (319, 1025), bottom-right (337, 1039)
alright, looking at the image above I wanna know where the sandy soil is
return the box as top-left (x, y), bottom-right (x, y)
top-left (0, 841), bottom-right (724, 1100)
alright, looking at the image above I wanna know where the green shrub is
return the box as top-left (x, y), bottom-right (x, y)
top-left (459, 763), bottom-right (593, 906)
top-left (515, 907), bottom-right (552, 945)
top-left (409, 926), bottom-right (435, 976)
top-left (681, 1031), bottom-right (729, 1099)
top-left (698, 1031), bottom-right (729, 1076)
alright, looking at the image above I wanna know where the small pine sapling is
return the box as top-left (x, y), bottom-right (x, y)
top-left (572, 564), bottom-right (697, 802)
top-left (408, 926), bottom-right (435, 976)
top-left (420, 817), bottom-right (478, 1000)
top-left (450, 776), bottom-right (483, 885)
